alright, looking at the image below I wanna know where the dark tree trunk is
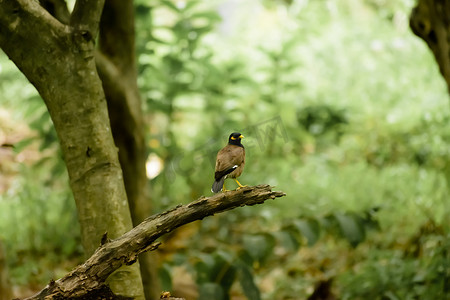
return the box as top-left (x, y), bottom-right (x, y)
top-left (410, 0), bottom-right (450, 185)
top-left (410, 0), bottom-right (450, 91)
top-left (0, 241), bottom-right (12, 300)
top-left (97, 1), bottom-right (159, 298)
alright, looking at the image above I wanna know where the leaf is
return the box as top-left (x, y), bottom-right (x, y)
top-left (195, 253), bottom-right (217, 284)
top-left (238, 248), bottom-right (254, 267)
top-left (334, 213), bottom-right (366, 247)
top-left (213, 251), bottom-right (236, 293)
top-left (275, 227), bottom-right (301, 251)
top-left (184, 1), bottom-right (200, 11)
top-left (150, 36), bottom-right (171, 45)
top-left (293, 218), bottom-right (321, 246)
top-left (242, 233), bottom-right (276, 263)
top-left (198, 282), bottom-right (225, 300)
top-left (361, 208), bottom-right (381, 232)
top-left (29, 109), bottom-right (51, 132)
top-left (195, 251), bottom-right (236, 293)
top-left (238, 264), bottom-right (261, 300)
top-left (39, 127), bottom-right (58, 151)
top-left (135, 3), bottom-right (152, 16)
top-left (190, 12), bottom-right (222, 23)
top-left (13, 137), bottom-right (35, 153)
top-left (160, 0), bottom-right (180, 12)
top-left (22, 95), bottom-right (45, 118)
top-left (158, 264), bottom-right (172, 291)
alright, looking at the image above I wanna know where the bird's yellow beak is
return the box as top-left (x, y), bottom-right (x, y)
top-left (239, 135), bottom-right (244, 139)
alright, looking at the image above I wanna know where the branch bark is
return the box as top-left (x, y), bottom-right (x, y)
top-left (24, 185), bottom-right (286, 300)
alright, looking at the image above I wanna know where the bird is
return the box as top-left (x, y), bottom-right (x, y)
top-left (211, 132), bottom-right (246, 193)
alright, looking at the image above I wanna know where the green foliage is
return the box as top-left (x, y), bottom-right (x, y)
top-left (297, 105), bottom-right (348, 139)
top-left (132, 0), bottom-right (449, 298)
top-left (291, 218), bottom-right (321, 246)
top-left (338, 230), bottom-right (450, 300)
top-left (161, 207), bottom-right (379, 299)
top-left (0, 167), bottom-right (81, 285)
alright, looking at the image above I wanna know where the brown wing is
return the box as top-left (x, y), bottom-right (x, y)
top-left (215, 145), bottom-right (245, 179)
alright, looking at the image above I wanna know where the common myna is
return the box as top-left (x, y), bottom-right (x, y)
top-left (211, 132), bottom-right (246, 193)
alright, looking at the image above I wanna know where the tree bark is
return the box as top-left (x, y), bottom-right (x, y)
top-left (98, 0), bottom-right (150, 225)
top-left (0, 241), bottom-right (12, 300)
top-left (24, 185), bottom-right (286, 300)
top-left (0, 1), bottom-right (144, 298)
top-left (96, 1), bottom-right (158, 298)
top-left (410, 0), bottom-right (450, 91)
top-left (410, 0), bottom-right (450, 186)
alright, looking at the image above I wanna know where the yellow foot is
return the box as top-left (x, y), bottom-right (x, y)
top-left (235, 179), bottom-right (248, 190)
top-left (222, 183), bottom-right (229, 192)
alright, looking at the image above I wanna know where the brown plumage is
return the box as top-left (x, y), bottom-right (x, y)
top-left (211, 132), bottom-right (246, 193)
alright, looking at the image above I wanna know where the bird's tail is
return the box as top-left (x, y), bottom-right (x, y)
top-left (211, 177), bottom-right (225, 193)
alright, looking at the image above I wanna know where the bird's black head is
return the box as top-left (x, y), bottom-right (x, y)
top-left (228, 132), bottom-right (244, 147)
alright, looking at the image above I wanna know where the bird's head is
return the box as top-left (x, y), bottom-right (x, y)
top-left (228, 132), bottom-right (244, 146)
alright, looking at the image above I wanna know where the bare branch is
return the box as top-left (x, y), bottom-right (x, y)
top-left (0, 0), bottom-right (68, 53)
top-left (70, 0), bottom-right (105, 38)
top-left (24, 185), bottom-right (286, 299)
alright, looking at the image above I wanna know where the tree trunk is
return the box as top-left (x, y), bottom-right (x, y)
top-left (0, 241), bottom-right (12, 300)
top-left (410, 0), bottom-right (450, 91)
top-left (97, 1), bottom-right (159, 298)
top-left (0, 1), bottom-right (144, 298)
top-left (410, 0), bottom-right (450, 185)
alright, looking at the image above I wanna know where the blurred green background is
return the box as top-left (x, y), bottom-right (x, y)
top-left (1, 0), bottom-right (449, 299)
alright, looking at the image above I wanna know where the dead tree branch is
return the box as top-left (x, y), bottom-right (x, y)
top-left (24, 185), bottom-right (286, 299)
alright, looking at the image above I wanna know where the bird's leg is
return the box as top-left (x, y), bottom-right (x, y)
top-left (235, 178), bottom-right (247, 189)
top-left (222, 182), bottom-right (229, 192)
